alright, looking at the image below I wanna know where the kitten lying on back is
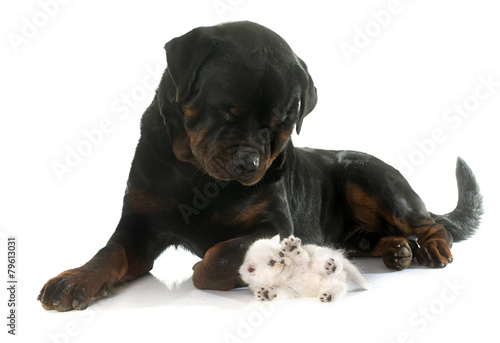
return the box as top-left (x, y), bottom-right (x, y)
top-left (239, 235), bottom-right (371, 302)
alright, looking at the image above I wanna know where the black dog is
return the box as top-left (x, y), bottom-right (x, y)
top-left (39, 21), bottom-right (483, 311)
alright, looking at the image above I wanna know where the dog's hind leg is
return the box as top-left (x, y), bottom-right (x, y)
top-left (344, 179), bottom-right (452, 270)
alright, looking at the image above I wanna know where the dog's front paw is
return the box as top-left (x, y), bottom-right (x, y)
top-left (38, 268), bottom-right (108, 311)
top-left (415, 240), bottom-right (453, 268)
top-left (281, 236), bottom-right (302, 255)
top-left (256, 287), bottom-right (277, 301)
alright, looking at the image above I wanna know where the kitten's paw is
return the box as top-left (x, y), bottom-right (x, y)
top-left (324, 258), bottom-right (337, 275)
top-left (320, 282), bottom-right (347, 302)
top-left (256, 287), bottom-right (277, 301)
top-left (319, 293), bottom-right (334, 302)
top-left (281, 236), bottom-right (302, 254)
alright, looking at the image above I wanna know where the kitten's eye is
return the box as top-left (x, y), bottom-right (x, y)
top-left (268, 260), bottom-right (276, 267)
top-left (279, 252), bottom-right (284, 258)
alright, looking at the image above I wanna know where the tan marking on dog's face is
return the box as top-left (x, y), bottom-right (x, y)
top-left (184, 104), bottom-right (199, 118)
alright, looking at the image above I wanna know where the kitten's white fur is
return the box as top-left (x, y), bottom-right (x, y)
top-left (239, 235), bottom-right (371, 302)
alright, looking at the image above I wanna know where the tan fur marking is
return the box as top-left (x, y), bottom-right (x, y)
top-left (126, 188), bottom-right (178, 214)
top-left (345, 183), bottom-right (412, 234)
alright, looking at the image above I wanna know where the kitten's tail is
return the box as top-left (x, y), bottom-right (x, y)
top-left (343, 258), bottom-right (372, 290)
top-left (430, 157), bottom-right (483, 242)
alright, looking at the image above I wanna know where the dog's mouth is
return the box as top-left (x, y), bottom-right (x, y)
top-left (174, 126), bottom-right (286, 186)
top-left (190, 143), bottom-right (271, 186)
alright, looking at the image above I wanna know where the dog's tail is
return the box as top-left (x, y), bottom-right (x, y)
top-left (430, 157), bottom-right (483, 242)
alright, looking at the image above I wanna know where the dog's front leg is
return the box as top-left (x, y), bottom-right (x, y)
top-left (192, 236), bottom-right (254, 291)
top-left (38, 213), bottom-right (170, 311)
top-left (192, 229), bottom-right (289, 291)
top-left (38, 242), bottom-right (130, 311)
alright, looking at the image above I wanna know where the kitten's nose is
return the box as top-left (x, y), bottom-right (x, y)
top-left (280, 260), bottom-right (285, 264)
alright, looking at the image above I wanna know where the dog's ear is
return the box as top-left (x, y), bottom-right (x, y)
top-left (164, 27), bottom-right (217, 102)
top-left (296, 58), bottom-right (317, 135)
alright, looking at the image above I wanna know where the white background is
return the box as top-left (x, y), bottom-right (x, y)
top-left (1, 0), bottom-right (499, 342)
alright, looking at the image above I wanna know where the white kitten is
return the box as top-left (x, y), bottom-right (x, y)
top-left (239, 235), bottom-right (371, 302)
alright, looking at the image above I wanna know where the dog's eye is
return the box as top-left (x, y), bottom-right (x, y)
top-left (216, 106), bottom-right (240, 122)
top-left (268, 260), bottom-right (276, 267)
top-left (279, 252), bottom-right (284, 258)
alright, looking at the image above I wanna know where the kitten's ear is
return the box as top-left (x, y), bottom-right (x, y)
top-left (247, 264), bottom-right (256, 274)
top-left (271, 235), bottom-right (280, 244)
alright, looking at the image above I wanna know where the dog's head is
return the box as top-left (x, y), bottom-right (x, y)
top-left (159, 21), bottom-right (317, 186)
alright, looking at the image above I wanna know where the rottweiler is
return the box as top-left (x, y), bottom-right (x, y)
top-left (39, 21), bottom-right (483, 311)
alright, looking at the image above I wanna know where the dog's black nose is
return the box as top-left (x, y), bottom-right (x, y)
top-left (233, 150), bottom-right (260, 175)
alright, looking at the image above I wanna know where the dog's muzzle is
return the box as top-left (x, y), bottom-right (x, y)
top-left (232, 149), bottom-right (260, 177)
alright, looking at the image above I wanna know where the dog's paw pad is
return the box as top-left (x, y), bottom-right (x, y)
top-left (383, 240), bottom-right (413, 270)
